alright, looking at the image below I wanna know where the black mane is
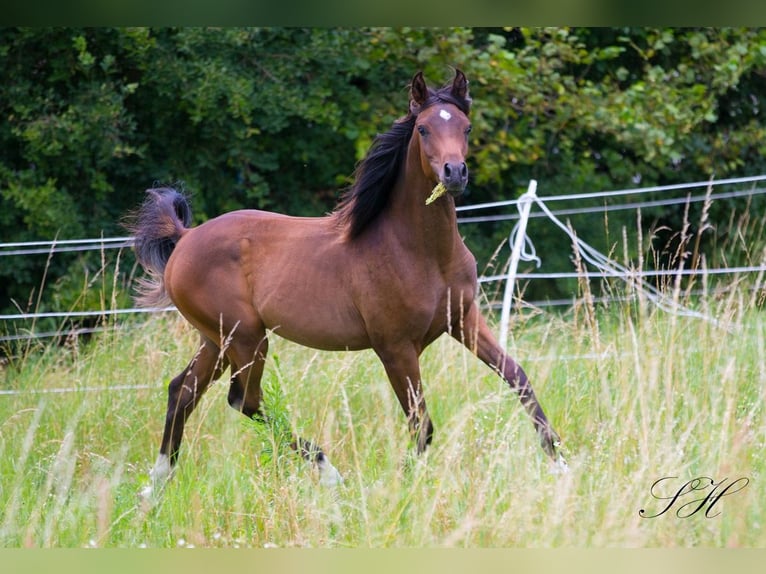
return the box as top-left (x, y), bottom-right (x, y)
top-left (334, 79), bottom-right (471, 239)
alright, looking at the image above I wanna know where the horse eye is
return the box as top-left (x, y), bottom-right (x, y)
top-left (465, 125), bottom-right (472, 135)
top-left (417, 126), bottom-right (428, 136)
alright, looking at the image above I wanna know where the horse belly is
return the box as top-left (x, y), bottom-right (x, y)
top-left (250, 246), bottom-right (371, 351)
top-left (258, 287), bottom-right (371, 351)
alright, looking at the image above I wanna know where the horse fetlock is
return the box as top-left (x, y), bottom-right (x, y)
top-left (409, 415), bottom-right (434, 454)
top-left (539, 432), bottom-right (560, 459)
top-left (551, 453), bottom-right (570, 475)
top-left (316, 454), bottom-right (344, 488)
top-left (539, 427), bottom-right (568, 474)
top-left (150, 453), bottom-right (173, 481)
top-left (139, 453), bottom-right (174, 500)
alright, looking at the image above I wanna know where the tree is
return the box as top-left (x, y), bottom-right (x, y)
top-left (2, 27), bottom-right (765, 322)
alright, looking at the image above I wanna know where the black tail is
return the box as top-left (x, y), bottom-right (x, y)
top-left (126, 187), bottom-right (192, 307)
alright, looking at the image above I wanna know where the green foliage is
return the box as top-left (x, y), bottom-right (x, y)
top-left (2, 27), bottom-right (766, 314)
top-left (247, 353), bottom-right (298, 467)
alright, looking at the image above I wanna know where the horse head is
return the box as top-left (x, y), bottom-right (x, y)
top-left (410, 69), bottom-right (472, 198)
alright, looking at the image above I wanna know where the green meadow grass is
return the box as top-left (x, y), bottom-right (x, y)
top-left (0, 292), bottom-right (764, 547)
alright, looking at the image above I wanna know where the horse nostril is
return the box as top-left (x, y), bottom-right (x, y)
top-left (444, 162), bottom-right (468, 184)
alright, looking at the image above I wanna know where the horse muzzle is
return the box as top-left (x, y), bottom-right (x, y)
top-left (442, 161), bottom-right (468, 196)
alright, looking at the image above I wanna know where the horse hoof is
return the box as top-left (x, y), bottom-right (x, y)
top-left (139, 484), bottom-right (156, 501)
top-left (139, 454), bottom-right (173, 503)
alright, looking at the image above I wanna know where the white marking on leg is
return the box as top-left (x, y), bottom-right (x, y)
top-left (150, 453), bottom-right (172, 482)
top-left (139, 454), bottom-right (173, 500)
top-left (550, 453), bottom-right (569, 475)
top-left (317, 454), bottom-right (343, 487)
top-left (439, 108), bottom-right (452, 121)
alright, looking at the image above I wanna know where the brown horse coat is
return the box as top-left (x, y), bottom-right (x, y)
top-left (129, 70), bottom-right (563, 494)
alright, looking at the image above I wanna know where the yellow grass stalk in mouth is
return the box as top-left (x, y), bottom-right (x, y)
top-left (425, 182), bottom-right (448, 205)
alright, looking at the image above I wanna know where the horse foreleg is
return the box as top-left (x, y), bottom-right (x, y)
top-left (454, 304), bottom-right (565, 467)
top-left (141, 336), bottom-right (227, 499)
top-left (375, 344), bottom-right (433, 454)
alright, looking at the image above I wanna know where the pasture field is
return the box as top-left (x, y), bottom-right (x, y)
top-left (0, 290), bottom-right (764, 548)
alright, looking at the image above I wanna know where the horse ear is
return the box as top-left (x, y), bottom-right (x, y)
top-left (451, 69), bottom-right (469, 100)
top-left (410, 71), bottom-right (428, 112)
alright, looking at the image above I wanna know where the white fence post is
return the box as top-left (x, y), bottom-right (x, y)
top-left (499, 179), bottom-right (537, 350)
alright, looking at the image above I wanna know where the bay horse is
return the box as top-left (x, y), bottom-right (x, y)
top-left (129, 69), bottom-right (563, 497)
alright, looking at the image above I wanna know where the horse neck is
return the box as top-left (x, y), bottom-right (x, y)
top-left (385, 142), bottom-right (462, 263)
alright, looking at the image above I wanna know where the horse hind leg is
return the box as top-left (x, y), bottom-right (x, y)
top-left (225, 333), bottom-right (343, 487)
top-left (224, 329), bottom-right (269, 418)
top-left (141, 336), bottom-right (228, 499)
top-left (290, 438), bottom-right (343, 487)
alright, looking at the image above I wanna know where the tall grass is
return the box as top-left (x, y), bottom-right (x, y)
top-left (1, 285), bottom-right (764, 547)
